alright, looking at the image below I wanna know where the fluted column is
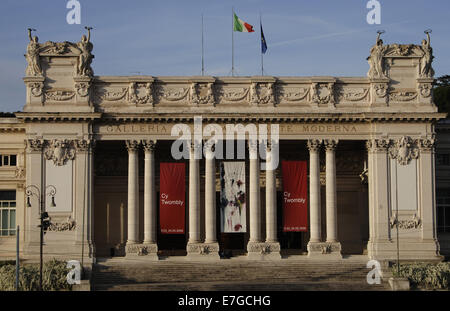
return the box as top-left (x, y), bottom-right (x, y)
top-left (143, 140), bottom-right (157, 248)
top-left (249, 140), bottom-right (261, 243)
top-left (265, 141), bottom-right (277, 243)
top-left (307, 139), bottom-right (322, 244)
top-left (188, 141), bottom-right (201, 244)
top-left (126, 140), bottom-right (140, 248)
top-left (204, 141), bottom-right (217, 244)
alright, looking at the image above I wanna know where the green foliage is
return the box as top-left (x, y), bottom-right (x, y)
top-left (392, 262), bottom-right (450, 290)
top-left (434, 75), bottom-right (450, 115)
top-left (0, 259), bottom-right (72, 291)
top-left (0, 260), bottom-right (15, 268)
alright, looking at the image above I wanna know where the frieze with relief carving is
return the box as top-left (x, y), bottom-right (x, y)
top-left (95, 86), bottom-right (128, 102)
top-left (276, 85), bottom-right (309, 103)
top-left (44, 139), bottom-right (76, 166)
top-left (44, 90), bottom-right (76, 102)
top-left (336, 86), bottom-right (369, 102)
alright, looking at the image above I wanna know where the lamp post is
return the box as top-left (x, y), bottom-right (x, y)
top-left (26, 184), bottom-right (56, 291)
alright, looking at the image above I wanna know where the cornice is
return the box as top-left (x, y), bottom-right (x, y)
top-left (15, 112), bottom-right (102, 122)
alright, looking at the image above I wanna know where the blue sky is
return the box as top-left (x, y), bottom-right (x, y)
top-left (1, 0), bottom-right (450, 112)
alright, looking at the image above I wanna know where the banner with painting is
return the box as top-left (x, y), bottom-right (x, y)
top-left (282, 161), bottom-right (308, 232)
top-left (159, 162), bottom-right (185, 234)
top-left (219, 162), bottom-right (246, 233)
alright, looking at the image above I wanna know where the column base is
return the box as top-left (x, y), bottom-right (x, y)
top-left (246, 241), bottom-right (281, 260)
top-left (186, 242), bottom-right (220, 260)
top-left (125, 242), bottom-right (159, 260)
top-left (307, 241), bottom-right (342, 259)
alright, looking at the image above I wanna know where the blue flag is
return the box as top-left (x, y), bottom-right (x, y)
top-left (261, 23), bottom-right (267, 54)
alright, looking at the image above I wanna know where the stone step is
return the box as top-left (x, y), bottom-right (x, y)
top-left (91, 260), bottom-right (390, 291)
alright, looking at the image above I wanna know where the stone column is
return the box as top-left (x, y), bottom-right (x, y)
top-left (142, 140), bottom-right (158, 258)
top-left (249, 140), bottom-right (261, 243)
top-left (125, 140), bottom-right (140, 255)
top-left (307, 139), bottom-right (323, 256)
top-left (247, 140), bottom-right (266, 259)
top-left (366, 138), bottom-right (391, 260)
top-left (200, 140), bottom-right (220, 259)
top-left (323, 139), bottom-right (341, 257)
top-left (264, 141), bottom-right (281, 259)
top-left (187, 141), bottom-right (202, 256)
top-left (24, 138), bottom-right (44, 255)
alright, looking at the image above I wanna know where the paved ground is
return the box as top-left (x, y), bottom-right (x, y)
top-left (91, 255), bottom-right (391, 291)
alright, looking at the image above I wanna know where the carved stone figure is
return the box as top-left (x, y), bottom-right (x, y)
top-left (420, 31), bottom-right (434, 78)
top-left (25, 28), bottom-right (42, 76)
top-left (367, 33), bottom-right (387, 79)
top-left (76, 27), bottom-right (94, 77)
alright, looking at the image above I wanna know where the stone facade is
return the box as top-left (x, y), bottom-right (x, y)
top-left (0, 31), bottom-right (448, 263)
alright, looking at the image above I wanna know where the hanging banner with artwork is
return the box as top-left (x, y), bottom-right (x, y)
top-left (219, 162), bottom-right (246, 233)
top-left (159, 162), bottom-right (185, 234)
top-left (282, 161), bottom-right (308, 232)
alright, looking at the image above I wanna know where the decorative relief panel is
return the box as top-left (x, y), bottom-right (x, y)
top-left (44, 139), bottom-right (76, 166)
top-left (388, 136), bottom-right (419, 165)
top-left (129, 82), bottom-right (153, 105)
top-left (336, 86), bottom-right (369, 102)
top-left (44, 90), bottom-right (76, 102)
top-left (388, 91), bottom-right (418, 102)
top-left (95, 86), bottom-right (128, 102)
top-left (390, 213), bottom-right (422, 230)
top-left (276, 85), bottom-right (309, 103)
top-left (311, 83), bottom-right (335, 107)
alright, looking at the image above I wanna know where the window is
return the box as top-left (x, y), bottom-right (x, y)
top-left (0, 190), bottom-right (16, 236)
top-left (0, 155), bottom-right (17, 167)
top-left (437, 189), bottom-right (450, 234)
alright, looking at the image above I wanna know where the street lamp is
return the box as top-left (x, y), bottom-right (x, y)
top-left (25, 184), bottom-right (56, 291)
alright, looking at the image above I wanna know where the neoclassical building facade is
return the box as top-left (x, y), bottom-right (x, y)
top-left (0, 30), bottom-right (448, 264)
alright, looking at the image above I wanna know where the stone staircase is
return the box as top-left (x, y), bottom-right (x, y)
top-left (91, 256), bottom-right (391, 291)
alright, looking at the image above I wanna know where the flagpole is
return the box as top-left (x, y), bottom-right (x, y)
top-left (260, 13), bottom-right (264, 76)
top-left (201, 13), bottom-right (205, 76)
top-left (232, 7), bottom-right (235, 76)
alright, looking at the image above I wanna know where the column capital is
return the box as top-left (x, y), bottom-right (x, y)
top-left (366, 138), bottom-right (390, 153)
top-left (26, 138), bottom-right (44, 152)
top-left (75, 138), bottom-right (96, 152)
top-left (307, 139), bottom-right (323, 152)
top-left (126, 140), bottom-right (141, 152)
top-left (324, 139), bottom-right (339, 151)
top-left (142, 140), bottom-right (157, 152)
top-left (417, 137), bottom-right (435, 153)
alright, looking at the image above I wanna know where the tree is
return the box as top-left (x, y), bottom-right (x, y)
top-left (433, 75), bottom-right (450, 115)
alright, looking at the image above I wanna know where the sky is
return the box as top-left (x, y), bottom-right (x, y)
top-left (1, 0), bottom-right (450, 112)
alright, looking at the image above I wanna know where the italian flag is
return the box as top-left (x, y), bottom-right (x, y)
top-left (233, 13), bottom-right (254, 32)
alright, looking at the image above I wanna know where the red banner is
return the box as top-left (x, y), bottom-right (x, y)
top-left (160, 163), bottom-right (185, 234)
top-left (282, 161), bottom-right (308, 232)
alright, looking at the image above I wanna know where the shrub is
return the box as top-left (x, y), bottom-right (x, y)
top-left (0, 261), bottom-right (15, 268)
top-left (0, 259), bottom-right (72, 291)
top-left (392, 262), bottom-right (450, 290)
